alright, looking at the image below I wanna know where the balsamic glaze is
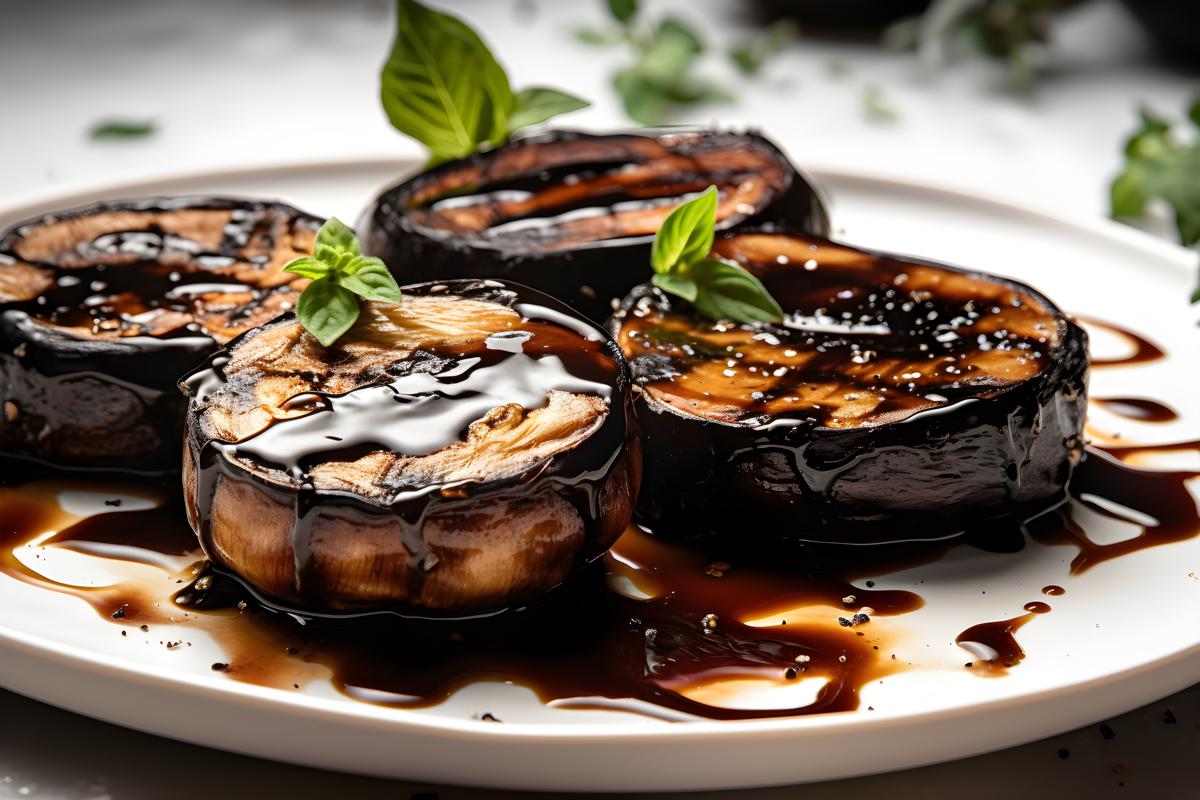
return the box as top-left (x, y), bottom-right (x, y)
top-left (183, 281), bottom-right (638, 614)
top-left (0, 318), bottom-right (1194, 721)
top-left (612, 232), bottom-right (1089, 540)
top-left (4, 437), bottom-right (1197, 719)
top-left (391, 131), bottom-right (813, 250)
top-left (1080, 317), bottom-right (1167, 367)
top-left (618, 233), bottom-right (1072, 427)
top-left (1026, 450), bottom-right (1200, 573)
top-left (359, 129), bottom-right (831, 322)
top-left (0, 198), bottom-right (321, 473)
top-left (957, 614), bottom-right (1034, 676)
top-left (1093, 397), bottom-right (1179, 423)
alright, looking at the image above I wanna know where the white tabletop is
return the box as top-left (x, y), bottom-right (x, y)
top-left (1, 1), bottom-right (1198, 796)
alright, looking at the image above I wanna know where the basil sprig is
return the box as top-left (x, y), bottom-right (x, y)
top-left (284, 218), bottom-right (403, 347)
top-left (650, 187), bottom-right (784, 324)
top-left (1111, 95), bottom-right (1200, 303)
top-left (381, 0), bottom-right (589, 166)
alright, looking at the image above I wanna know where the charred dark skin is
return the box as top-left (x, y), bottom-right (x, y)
top-left (359, 129), bottom-right (830, 324)
top-left (181, 279), bottom-right (640, 616)
top-left (0, 197), bottom-right (322, 474)
top-left (611, 231), bottom-right (1089, 543)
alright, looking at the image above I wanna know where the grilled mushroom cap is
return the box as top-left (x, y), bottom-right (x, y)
top-left (182, 280), bottom-right (639, 615)
top-left (612, 232), bottom-right (1088, 542)
top-left (359, 129), bottom-right (830, 322)
top-left (0, 198), bottom-right (321, 472)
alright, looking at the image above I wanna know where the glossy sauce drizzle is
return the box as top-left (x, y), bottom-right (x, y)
top-left (1093, 397), bottom-right (1179, 424)
top-left (0, 474), bottom-right (922, 721)
top-left (1, 318), bottom-right (1196, 720)
top-left (957, 614), bottom-right (1035, 676)
top-left (3, 432), bottom-right (1198, 718)
top-left (1080, 316), bottom-right (1167, 368)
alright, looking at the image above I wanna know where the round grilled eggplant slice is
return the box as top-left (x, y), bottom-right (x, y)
top-left (359, 129), bottom-right (830, 323)
top-left (181, 280), bottom-right (639, 616)
top-left (612, 232), bottom-right (1088, 542)
top-left (0, 197), bottom-right (321, 473)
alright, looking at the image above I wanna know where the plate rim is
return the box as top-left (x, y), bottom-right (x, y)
top-left (1, 158), bottom-right (1197, 784)
top-left (2, 154), bottom-right (1195, 277)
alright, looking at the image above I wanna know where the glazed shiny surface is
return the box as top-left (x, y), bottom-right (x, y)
top-left (0, 197), bottom-right (321, 472)
top-left (619, 232), bottom-right (1068, 428)
top-left (612, 232), bottom-right (1089, 540)
top-left (1, 436), bottom-right (1195, 721)
top-left (360, 129), bottom-right (830, 322)
top-left (181, 280), bottom-right (639, 614)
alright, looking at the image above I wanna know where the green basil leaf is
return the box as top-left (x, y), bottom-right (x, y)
top-left (637, 18), bottom-right (703, 86)
top-left (296, 278), bottom-right (361, 347)
top-left (613, 68), bottom-right (670, 126)
top-left (651, 272), bottom-right (698, 302)
top-left (576, 27), bottom-right (618, 46)
top-left (1125, 108), bottom-right (1171, 158)
top-left (728, 45), bottom-right (760, 76)
top-left (689, 258), bottom-right (783, 324)
top-left (282, 256), bottom-right (330, 280)
top-left (863, 84), bottom-right (899, 123)
top-left (728, 19), bottom-right (796, 76)
top-left (607, 0), bottom-right (637, 25)
top-left (1110, 163), bottom-right (1148, 221)
top-left (508, 87), bottom-right (590, 134)
top-left (612, 17), bottom-right (726, 126)
top-left (381, 0), bottom-right (514, 164)
top-left (650, 186), bottom-right (717, 275)
top-left (336, 257), bottom-right (404, 303)
top-left (315, 217), bottom-right (361, 256)
top-left (1112, 98), bottom-right (1200, 303)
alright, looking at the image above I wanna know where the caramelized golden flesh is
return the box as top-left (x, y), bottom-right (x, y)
top-left (183, 285), bottom-right (637, 612)
top-left (194, 295), bottom-right (615, 497)
top-left (617, 233), bottom-right (1065, 428)
top-left (0, 202), bottom-right (318, 344)
top-left (404, 132), bottom-right (788, 249)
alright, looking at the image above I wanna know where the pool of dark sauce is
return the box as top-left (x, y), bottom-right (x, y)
top-left (1078, 316), bottom-right (1167, 368)
top-left (956, 614), bottom-right (1036, 676)
top-left (0, 318), bottom-right (1196, 719)
top-left (1093, 397), bottom-right (1179, 424)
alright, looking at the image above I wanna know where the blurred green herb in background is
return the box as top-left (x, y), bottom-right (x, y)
top-left (863, 85), bottom-right (899, 123)
top-left (1111, 94), bottom-right (1200, 303)
top-left (728, 19), bottom-right (798, 76)
top-left (577, 0), bottom-right (731, 126)
top-left (89, 119), bottom-right (156, 141)
top-left (885, 0), bottom-right (1082, 90)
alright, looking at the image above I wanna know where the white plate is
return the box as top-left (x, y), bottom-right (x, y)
top-left (0, 160), bottom-right (1197, 793)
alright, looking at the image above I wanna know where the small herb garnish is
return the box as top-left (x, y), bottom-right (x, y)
top-left (728, 19), bottom-right (798, 76)
top-left (650, 187), bottom-right (783, 324)
top-left (863, 84), bottom-right (899, 123)
top-left (89, 119), bottom-right (156, 141)
top-left (1111, 95), bottom-right (1200, 303)
top-left (381, 0), bottom-right (589, 166)
top-left (884, 0), bottom-right (1081, 89)
top-left (578, 0), bottom-right (729, 126)
top-left (284, 218), bottom-right (403, 346)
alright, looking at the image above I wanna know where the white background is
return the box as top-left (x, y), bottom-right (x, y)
top-left (1, 1), bottom-right (1199, 797)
